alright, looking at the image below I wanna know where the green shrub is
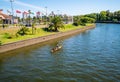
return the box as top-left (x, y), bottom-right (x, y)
top-left (112, 19), bottom-right (118, 23)
top-left (80, 23), bottom-right (86, 26)
top-left (3, 33), bottom-right (12, 39)
top-left (16, 33), bottom-right (20, 37)
top-left (73, 22), bottom-right (79, 26)
top-left (0, 41), bottom-right (2, 45)
top-left (17, 27), bottom-right (29, 36)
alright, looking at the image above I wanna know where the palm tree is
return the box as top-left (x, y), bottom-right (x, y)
top-left (32, 21), bottom-right (36, 34)
top-left (49, 16), bottom-right (64, 32)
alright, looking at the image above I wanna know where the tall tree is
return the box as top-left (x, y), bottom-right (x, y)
top-left (106, 10), bottom-right (111, 21)
top-left (100, 11), bottom-right (107, 21)
top-left (49, 16), bottom-right (64, 32)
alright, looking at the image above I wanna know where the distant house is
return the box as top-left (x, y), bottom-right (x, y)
top-left (0, 11), bottom-right (18, 24)
top-left (0, 11), bottom-right (11, 24)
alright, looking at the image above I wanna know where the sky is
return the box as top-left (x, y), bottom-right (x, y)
top-left (0, 0), bottom-right (120, 16)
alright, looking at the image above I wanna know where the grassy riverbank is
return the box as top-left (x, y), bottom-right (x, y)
top-left (0, 23), bottom-right (94, 44)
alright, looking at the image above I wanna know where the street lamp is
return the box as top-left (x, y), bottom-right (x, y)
top-left (72, 15), bottom-right (73, 23)
top-left (45, 6), bottom-right (47, 27)
top-left (57, 10), bottom-right (59, 16)
top-left (28, 10), bottom-right (31, 26)
top-left (10, 0), bottom-right (14, 24)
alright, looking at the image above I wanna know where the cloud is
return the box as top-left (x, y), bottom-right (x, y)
top-left (15, 1), bottom-right (45, 11)
top-left (3, 0), bottom-right (46, 13)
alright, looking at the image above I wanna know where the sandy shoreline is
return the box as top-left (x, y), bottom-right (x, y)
top-left (0, 25), bottom-right (95, 53)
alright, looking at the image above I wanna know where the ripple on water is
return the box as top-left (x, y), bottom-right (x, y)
top-left (0, 24), bottom-right (120, 81)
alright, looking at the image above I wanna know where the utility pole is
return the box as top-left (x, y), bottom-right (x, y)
top-left (10, 0), bottom-right (14, 24)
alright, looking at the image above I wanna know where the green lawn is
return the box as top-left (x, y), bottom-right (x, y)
top-left (0, 23), bottom-right (94, 45)
top-left (0, 28), bottom-right (56, 44)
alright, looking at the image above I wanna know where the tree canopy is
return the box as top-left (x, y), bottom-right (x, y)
top-left (73, 10), bottom-right (120, 24)
top-left (73, 15), bottom-right (95, 26)
top-left (48, 16), bottom-right (64, 32)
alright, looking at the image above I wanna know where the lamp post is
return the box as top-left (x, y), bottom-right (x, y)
top-left (45, 6), bottom-right (47, 27)
top-left (28, 10), bottom-right (31, 26)
top-left (10, 0), bottom-right (14, 24)
top-left (57, 10), bottom-right (59, 16)
top-left (72, 15), bottom-right (73, 23)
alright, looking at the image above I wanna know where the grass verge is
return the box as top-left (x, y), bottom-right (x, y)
top-left (0, 23), bottom-right (94, 44)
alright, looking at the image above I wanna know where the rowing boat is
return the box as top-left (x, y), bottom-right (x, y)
top-left (51, 45), bottom-right (62, 52)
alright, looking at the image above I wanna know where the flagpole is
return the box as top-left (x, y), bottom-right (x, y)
top-left (10, 0), bottom-right (14, 25)
top-left (16, 10), bottom-right (21, 25)
top-left (22, 12), bottom-right (24, 25)
top-left (15, 10), bottom-right (17, 24)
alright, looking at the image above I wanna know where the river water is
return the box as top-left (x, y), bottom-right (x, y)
top-left (0, 23), bottom-right (120, 82)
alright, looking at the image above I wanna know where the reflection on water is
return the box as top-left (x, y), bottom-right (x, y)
top-left (0, 23), bottom-right (120, 82)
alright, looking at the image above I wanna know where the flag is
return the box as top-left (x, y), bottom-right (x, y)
top-left (23, 11), bottom-right (28, 14)
top-left (31, 12), bottom-right (34, 15)
top-left (0, 9), bottom-right (3, 11)
top-left (36, 11), bottom-right (40, 15)
top-left (16, 10), bottom-right (21, 13)
top-left (28, 10), bottom-right (34, 15)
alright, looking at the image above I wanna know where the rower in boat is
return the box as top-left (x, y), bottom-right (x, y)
top-left (51, 45), bottom-right (62, 52)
